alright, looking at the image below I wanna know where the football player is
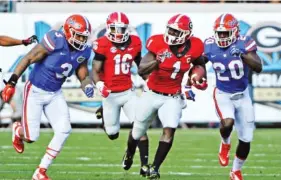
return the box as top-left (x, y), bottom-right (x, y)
top-left (204, 13), bottom-right (262, 180)
top-left (92, 12), bottom-right (150, 176)
top-left (0, 35), bottom-right (37, 46)
top-left (1, 14), bottom-right (94, 180)
top-left (123, 14), bottom-right (207, 179)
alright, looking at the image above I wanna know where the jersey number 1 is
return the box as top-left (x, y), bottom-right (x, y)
top-left (171, 61), bottom-right (181, 79)
top-left (114, 54), bottom-right (132, 75)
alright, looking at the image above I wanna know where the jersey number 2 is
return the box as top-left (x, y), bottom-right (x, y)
top-left (213, 60), bottom-right (244, 81)
top-left (114, 54), bottom-right (132, 75)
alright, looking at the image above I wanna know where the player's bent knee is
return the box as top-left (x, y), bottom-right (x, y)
top-left (108, 133), bottom-right (119, 140)
top-left (105, 126), bottom-right (120, 137)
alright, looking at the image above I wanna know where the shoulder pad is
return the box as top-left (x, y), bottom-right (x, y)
top-left (146, 34), bottom-right (163, 54)
top-left (92, 36), bottom-right (108, 55)
top-left (41, 30), bottom-right (65, 52)
top-left (204, 37), bottom-right (216, 58)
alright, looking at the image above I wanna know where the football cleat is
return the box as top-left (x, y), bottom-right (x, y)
top-left (218, 142), bottom-right (231, 166)
top-left (122, 150), bottom-right (134, 170)
top-left (148, 165), bottom-right (160, 180)
top-left (12, 122), bottom-right (24, 153)
top-left (230, 170), bottom-right (243, 180)
top-left (140, 164), bottom-right (149, 177)
top-left (32, 167), bottom-right (51, 180)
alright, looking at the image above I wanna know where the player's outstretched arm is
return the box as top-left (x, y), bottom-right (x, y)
top-left (138, 51), bottom-right (158, 79)
top-left (13, 44), bottom-right (48, 77)
top-left (1, 44), bottom-right (48, 102)
top-left (241, 52), bottom-right (262, 73)
top-left (76, 62), bottom-right (94, 98)
top-left (0, 35), bottom-right (38, 47)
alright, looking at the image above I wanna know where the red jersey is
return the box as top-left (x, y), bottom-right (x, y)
top-left (146, 34), bottom-right (204, 94)
top-left (93, 35), bottom-right (142, 92)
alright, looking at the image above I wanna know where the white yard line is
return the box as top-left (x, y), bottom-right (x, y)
top-left (1, 163), bottom-right (281, 169)
top-left (0, 170), bottom-right (280, 177)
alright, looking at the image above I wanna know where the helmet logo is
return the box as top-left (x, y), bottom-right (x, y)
top-left (68, 18), bottom-right (82, 29)
top-left (189, 22), bottom-right (193, 29)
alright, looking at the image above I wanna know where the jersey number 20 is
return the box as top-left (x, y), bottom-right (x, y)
top-left (213, 60), bottom-right (244, 81)
top-left (114, 54), bottom-right (132, 75)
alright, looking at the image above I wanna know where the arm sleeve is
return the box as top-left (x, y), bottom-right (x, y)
top-left (94, 52), bottom-right (106, 61)
top-left (40, 30), bottom-right (64, 53)
top-left (134, 52), bottom-right (142, 67)
top-left (244, 36), bottom-right (257, 53)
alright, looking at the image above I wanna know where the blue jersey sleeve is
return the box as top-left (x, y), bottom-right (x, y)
top-left (243, 36), bottom-right (257, 53)
top-left (40, 30), bottom-right (65, 53)
top-left (203, 37), bottom-right (215, 60)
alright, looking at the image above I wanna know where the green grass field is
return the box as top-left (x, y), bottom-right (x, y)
top-left (0, 129), bottom-right (280, 180)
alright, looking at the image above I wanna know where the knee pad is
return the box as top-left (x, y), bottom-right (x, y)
top-left (236, 140), bottom-right (250, 159)
top-left (108, 133), bottom-right (119, 140)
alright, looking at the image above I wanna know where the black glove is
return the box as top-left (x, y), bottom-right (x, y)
top-left (22, 35), bottom-right (38, 46)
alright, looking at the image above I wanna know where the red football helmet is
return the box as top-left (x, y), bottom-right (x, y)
top-left (164, 14), bottom-right (193, 45)
top-left (106, 12), bottom-right (130, 43)
top-left (214, 13), bottom-right (239, 48)
top-left (63, 14), bottom-right (91, 51)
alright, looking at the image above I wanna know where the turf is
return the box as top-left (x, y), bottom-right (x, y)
top-left (0, 129), bottom-right (280, 180)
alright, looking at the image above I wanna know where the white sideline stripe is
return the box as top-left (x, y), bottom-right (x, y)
top-left (4, 156), bottom-right (281, 163)
top-left (1, 163), bottom-right (281, 169)
top-left (0, 170), bottom-right (280, 177)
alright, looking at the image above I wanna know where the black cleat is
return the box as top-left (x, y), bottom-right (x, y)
top-left (122, 150), bottom-right (134, 170)
top-left (95, 106), bottom-right (103, 119)
top-left (139, 164), bottom-right (149, 177)
top-left (148, 166), bottom-right (160, 180)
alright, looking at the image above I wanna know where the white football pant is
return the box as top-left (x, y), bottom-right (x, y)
top-left (22, 81), bottom-right (71, 141)
top-left (132, 90), bottom-right (182, 140)
top-left (102, 89), bottom-right (137, 135)
top-left (213, 87), bottom-right (255, 142)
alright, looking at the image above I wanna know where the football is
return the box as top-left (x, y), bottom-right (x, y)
top-left (189, 65), bottom-right (206, 84)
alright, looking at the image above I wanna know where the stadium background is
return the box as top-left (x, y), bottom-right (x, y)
top-left (1, 0), bottom-right (280, 127)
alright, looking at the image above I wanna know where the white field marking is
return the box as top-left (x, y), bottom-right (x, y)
top-left (76, 157), bottom-right (91, 161)
top-left (2, 150), bottom-right (280, 158)
top-left (4, 156), bottom-right (281, 164)
top-left (0, 128), bottom-right (219, 135)
top-left (1, 163), bottom-right (281, 169)
top-left (0, 170), bottom-right (280, 177)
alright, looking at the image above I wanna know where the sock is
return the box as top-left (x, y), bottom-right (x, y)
top-left (232, 156), bottom-right (246, 171)
top-left (138, 139), bottom-right (149, 166)
top-left (39, 132), bottom-right (69, 169)
top-left (221, 137), bottom-right (231, 144)
top-left (39, 147), bottom-right (60, 169)
top-left (152, 141), bottom-right (173, 171)
top-left (127, 132), bottom-right (139, 155)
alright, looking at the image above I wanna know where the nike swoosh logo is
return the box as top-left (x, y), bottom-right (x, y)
top-left (219, 155), bottom-right (226, 165)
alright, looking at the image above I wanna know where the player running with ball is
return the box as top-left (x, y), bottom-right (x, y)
top-left (122, 14), bottom-right (208, 179)
top-left (204, 13), bottom-right (262, 180)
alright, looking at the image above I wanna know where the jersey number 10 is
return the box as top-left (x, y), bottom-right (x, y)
top-left (114, 54), bottom-right (132, 75)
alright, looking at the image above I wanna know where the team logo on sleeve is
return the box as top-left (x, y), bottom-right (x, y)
top-left (77, 56), bottom-right (86, 63)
